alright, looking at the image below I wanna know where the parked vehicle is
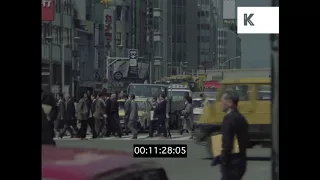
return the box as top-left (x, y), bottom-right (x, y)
top-left (195, 78), bottom-right (271, 157)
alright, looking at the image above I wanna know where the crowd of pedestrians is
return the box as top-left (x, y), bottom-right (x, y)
top-left (42, 89), bottom-right (195, 143)
top-left (52, 91), bottom-right (126, 140)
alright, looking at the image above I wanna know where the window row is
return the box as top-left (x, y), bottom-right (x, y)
top-left (42, 24), bottom-right (72, 45)
top-left (219, 84), bottom-right (271, 101)
top-left (55, 0), bottom-right (72, 15)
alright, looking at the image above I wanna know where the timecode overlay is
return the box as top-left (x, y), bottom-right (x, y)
top-left (133, 144), bottom-right (188, 158)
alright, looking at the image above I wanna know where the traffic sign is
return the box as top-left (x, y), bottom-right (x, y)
top-left (51, 85), bottom-right (59, 93)
top-left (128, 49), bottom-right (138, 67)
top-left (113, 71), bottom-right (123, 81)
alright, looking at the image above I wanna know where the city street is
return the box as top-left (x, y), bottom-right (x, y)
top-left (56, 133), bottom-right (271, 180)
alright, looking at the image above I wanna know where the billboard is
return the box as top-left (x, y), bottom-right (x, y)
top-left (42, 0), bottom-right (55, 21)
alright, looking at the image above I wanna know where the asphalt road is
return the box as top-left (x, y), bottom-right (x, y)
top-left (56, 136), bottom-right (271, 180)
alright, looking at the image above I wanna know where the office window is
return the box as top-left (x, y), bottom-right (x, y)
top-left (44, 23), bottom-right (50, 38)
top-left (177, 26), bottom-right (181, 43)
top-left (63, 0), bottom-right (71, 15)
top-left (154, 17), bottom-right (161, 32)
top-left (201, 24), bottom-right (210, 30)
top-left (55, 0), bottom-right (61, 13)
top-left (181, 8), bottom-right (186, 25)
top-left (63, 28), bottom-right (68, 44)
top-left (172, 26), bottom-right (176, 43)
top-left (41, 23), bottom-right (45, 42)
top-left (177, 7), bottom-right (182, 25)
top-left (116, 6), bottom-right (122, 21)
top-left (181, 27), bottom-right (186, 43)
top-left (154, 0), bottom-right (160, 8)
top-left (172, 7), bottom-right (176, 24)
top-left (52, 26), bottom-right (57, 44)
top-left (154, 41), bottom-right (162, 56)
top-left (173, 0), bottom-right (176, 6)
top-left (58, 26), bottom-right (62, 44)
top-left (182, 0), bottom-right (186, 6)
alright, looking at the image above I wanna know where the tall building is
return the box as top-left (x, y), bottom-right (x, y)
top-left (225, 28), bottom-right (241, 69)
top-left (197, 0), bottom-right (216, 69)
top-left (222, 0), bottom-right (241, 69)
top-left (151, 0), bottom-right (199, 78)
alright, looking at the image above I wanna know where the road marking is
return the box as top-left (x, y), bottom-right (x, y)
top-left (54, 133), bottom-right (193, 141)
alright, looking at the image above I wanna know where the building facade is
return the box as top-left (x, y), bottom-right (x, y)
top-left (225, 28), bottom-right (241, 69)
top-left (41, 0), bottom-right (74, 93)
top-left (197, 0), bottom-right (216, 69)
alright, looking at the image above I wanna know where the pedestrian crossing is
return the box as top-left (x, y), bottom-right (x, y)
top-left (54, 133), bottom-right (193, 141)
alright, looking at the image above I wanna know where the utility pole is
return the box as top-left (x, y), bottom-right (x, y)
top-left (147, 0), bottom-right (154, 83)
top-left (45, 35), bottom-right (53, 92)
top-left (271, 0), bottom-right (279, 179)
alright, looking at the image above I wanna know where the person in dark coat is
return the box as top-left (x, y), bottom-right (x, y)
top-left (77, 92), bottom-right (89, 140)
top-left (89, 93), bottom-right (98, 138)
top-left (109, 93), bottom-right (122, 138)
top-left (123, 94), bottom-right (131, 135)
top-left (54, 94), bottom-right (65, 134)
top-left (105, 93), bottom-right (113, 136)
top-left (217, 91), bottom-right (249, 180)
top-left (154, 93), bottom-right (168, 138)
top-left (42, 91), bottom-right (58, 146)
top-left (94, 93), bottom-right (106, 137)
top-left (59, 94), bottom-right (78, 138)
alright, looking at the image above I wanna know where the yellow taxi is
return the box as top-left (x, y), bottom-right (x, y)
top-left (195, 78), bottom-right (271, 156)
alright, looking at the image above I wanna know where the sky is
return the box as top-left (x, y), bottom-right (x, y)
top-left (236, 0), bottom-right (271, 68)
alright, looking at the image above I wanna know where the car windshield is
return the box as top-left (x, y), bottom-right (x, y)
top-left (171, 91), bottom-right (188, 101)
top-left (207, 99), bottom-right (215, 104)
top-left (118, 101), bottom-right (146, 111)
top-left (128, 85), bottom-right (167, 97)
top-left (192, 100), bottom-right (204, 107)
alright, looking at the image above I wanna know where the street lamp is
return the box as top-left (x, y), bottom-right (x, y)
top-left (45, 36), bottom-right (53, 91)
top-left (219, 56), bottom-right (241, 70)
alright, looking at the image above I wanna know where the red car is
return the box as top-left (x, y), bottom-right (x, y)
top-left (42, 146), bottom-right (169, 180)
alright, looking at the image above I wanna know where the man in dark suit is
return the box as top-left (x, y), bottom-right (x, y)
top-left (89, 93), bottom-right (98, 138)
top-left (59, 94), bottom-right (78, 138)
top-left (154, 93), bottom-right (168, 138)
top-left (123, 94), bottom-right (131, 135)
top-left (104, 93), bottom-right (113, 136)
top-left (110, 93), bottom-right (122, 138)
top-left (127, 94), bottom-right (138, 139)
top-left (55, 94), bottom-right (65, 137)
top-left (94, 93), bottom-right (106, 137)
top-left (42, 91), bottom-right (57, 145)
top-left (219, 91), bottom-right (248, 180)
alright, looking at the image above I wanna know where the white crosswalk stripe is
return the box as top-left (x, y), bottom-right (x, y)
top-left (54, 133), bottom-right (193, 141)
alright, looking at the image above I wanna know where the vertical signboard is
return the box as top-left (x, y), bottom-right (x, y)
top-left (127, 49), bottom-right (139, 78)
top-left (94, 24), bottom-right (100, 70)
top-left (42, 0), bottom-right (55, 21)
top-left (104, 9), bottom-right (113, 56)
